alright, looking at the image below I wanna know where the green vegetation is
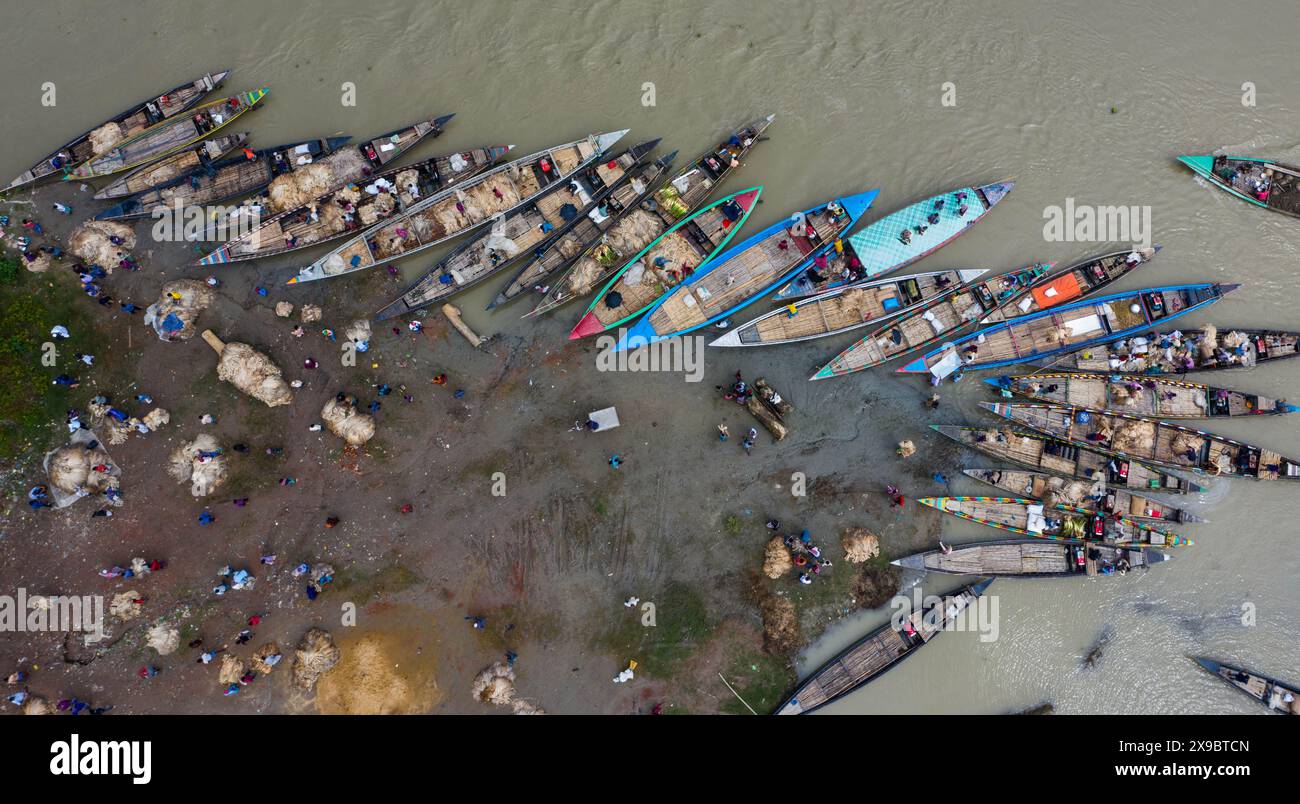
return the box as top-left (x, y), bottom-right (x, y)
top-left (722, 512), bottom-right (744, 537)
top-left (0, 255), bottom-right (109, 462)
top-left (332, 557), bottom-right (423, 602)
top-left (595, 582), bottom-right (716, 680)
top-left (719, 649), bottom-right (795, 715)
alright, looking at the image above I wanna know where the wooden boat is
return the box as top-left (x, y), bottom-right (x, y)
top-left (376, 139), bottom-right (661, 319)
top-left (772, 182), bottom-right (1015, 301)
top-left (1179, 155), bottom-right (1300, 218)
top-left (1040, 328), bottom-right (1300, 374)
top-left (66, 88), bottom-right (269, 180)
top-left (962, 468), bottom-right (1208, 524)
top-left (524, 115), bottom-right (775, 319)
top-left (930, 424), bottom-right (1206, 495)
top-left (987, 372), bottom-right (1298, 418)
top-left (915, 496), bottom-right (1190, 546)
top-left (612, 192), bottom-right (880, 351)
top-left (6, 70), bottom-right (229, 191)
top-left (1191, 657), bottom-right (1299, 715)
top-left (291, 131), bottom-right (627, 285)
top-left (93, 131), bottom-right (249, 200)
top-left (569, 187), bottom-right (765, 339)
top-left (94, 136), bottom-right (353, 221)
top-left (487, 149), bottom-right (678, 311)
top-left (774, 579), bottom-right (992, 715)
top-left (893, 539), bottom-right (1168, 578)
top-left (810, 262), bottom-right (1056, 379)
top-left (976, 246), bottom-right (1160, 324)
top-left (197, 113), bottom-right (467, 262)
top-left (710, 269), bottom-right (989, 348)
top-left (981, 401), bottom-right (1300, 481)
top-left (898, 283), bottom-right (1239, 378)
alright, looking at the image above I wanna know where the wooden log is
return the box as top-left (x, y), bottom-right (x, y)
top-left (442, 303), bottom-right (483, 347)
top-left (200, 329), bottom-right (225, 355)
top-left (746, 395), bottom-right (788, 440)
top-left (755, 377), bottom-right (793, 416)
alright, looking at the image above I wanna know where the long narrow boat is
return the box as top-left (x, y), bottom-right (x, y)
top-left (810, 262), bottom-right (1055, 379)
top-left (524, 116), bottom-right (774, 319)
top-left (915, 496), bottom-right (1191, 546)
top-left (94, 136), bottom-right (353, 222)
top-left (6, 70), bottom-right (229, 191)
top-left (487, 150), bottom-right (678, 311)
top-left (375, 139), bottom-right (661, 318)
top-left (774, 579), bottom-right (992, 715)
top-left (1191, 657), bottom-right (1299, 715)
top-left (66, 89), bottom-right (269, 180)
top-left (977, 246), bottom-right (1159, 324)
top-left (930, 424), bottom-right (1206, 495)
top-left (291, 131), bottom-right (627, 285)
top-left (569, 187), bottom-right (764, 338)
top-left (981, 401), bottom-right (1300, 481)
top-left (612, 192), bottom-right (880, 351)
top-left (196, 114), bottom-right (462, 265)
top-left (1040, 328), bottom-right (1300, 374)
top-left (772, 182), bottom-right (1015, 301)
top-left (93, 131), bottom-right (249, 199)
top-left (987, 373), bottom-right (1298, 418)
top-left (962, 468), bottom-right (1208, 524)
top-left (710, 269), bottom-right (989, 348)
top-left (893, 539), bottom-right (1168, 578)
top-left (898, 283), bottom-right (1238, 377)
top-left (1178, 155), bottom-right (1300, 218)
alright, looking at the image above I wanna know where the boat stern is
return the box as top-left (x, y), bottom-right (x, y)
top-left (979, 180), bottom-right (1015, 207)
top-left (958, 269), bottom-right (990, 284)
top-left (970, 577), bottom-right (996, 596)
top-left (891, 553), bottom-right (929, 571)
top-left (432, 112), bottom-right (456, 130)
top-left (569, 311), bottom-right (607, 340)
top-left (896, 355), bottom-right (930, 374)
top-left (1190, 656), bottom-right (1222, 675)
top-left (709, 327), bottom-right (744, 347)
top-left (1177, 155), bottom-right (1216, 179)
top-left (1144, 549), bottom-right (1171, 566)
top-left (839, 189), bottom-right (881, 223)
top-left (610, 319), bottom-right (658, 353)
top-left (594, 130), bottom-right (631, 154)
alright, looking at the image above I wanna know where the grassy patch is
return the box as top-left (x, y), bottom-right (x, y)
top-left (719, 649), bottom-right (795, 715)
top-left (722, 513), bottom-right (744, 537)
top-left (0, 251), bottom-right (122, 465)
top-left (332, 558), bottom-right (423, 603)
top-left (594, 582), bottom-right (716, 680)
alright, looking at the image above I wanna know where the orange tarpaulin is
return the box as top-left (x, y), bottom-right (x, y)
top-left (1031, 273), bottom-right (1083, 308)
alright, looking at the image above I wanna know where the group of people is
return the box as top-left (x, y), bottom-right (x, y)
top-left (777, 524), bottom-right (832, 585)
top-left (897, 192), bottom-right (970, 245)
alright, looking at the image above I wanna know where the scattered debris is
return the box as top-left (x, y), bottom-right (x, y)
top-left (896, 440), bottom-right (917, 458)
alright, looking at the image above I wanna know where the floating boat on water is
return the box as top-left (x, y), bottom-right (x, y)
top-left (95, 136), bottom-right (353, 221)
top-left (710, 269), bottom-right (989, 348)
top-left (6, 70), bottom-right (229, 191)
top-left (1041, 328), bottom-right (1300, 374)
top-left (772, 182), bottom-right (1014, 301)
top-left (962, 468), bottom-right (1207, 524)
top-left (1178, 154), bottom-right (1300, 218)
top-left (524, 115), bottom-right (774, 319)
top-left (487, 149), bottom-right (678, 311)
top-left (774, 578), bottom-right (992, 715)
top-left (1191, 657), bottom-right (1299, 715)
top-left (898, 283), bottom-right (1238, 378)
top-left (930, 424), bottom-right (1206, 495)
top-left (981, 401), bottom-right (1300, 480)
top-left (197, 115), bottom-right (466, 265)
top-left (612, 192), bottom-right (880, 351)
top-left (93, 131), bottom-right (249, 200)
top-left (915, 496), bottom-right (1190, 546)
top-left (375, 140), bottom-right (662, 318)
top-left (987, 372), bottom-right (1298, 418)
top-left (976, 246), bottom-right (1159, 324)
top-left (569, 187), bottom-right (764, 338)
top-left (66, 88), bottom-right (268, 180)
top-left (893, 539), bottom-right (1168, 578)
top-left (810, 262), bottom-right (1055, 379)
top-left (292, 131), bottom-right (627, 285)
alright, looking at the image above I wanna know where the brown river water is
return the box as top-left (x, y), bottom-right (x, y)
top-left (1, 0), bottom-right (1295, 713)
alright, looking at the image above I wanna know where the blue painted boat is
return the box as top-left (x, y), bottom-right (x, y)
top-left (771, 181), bottom-right (1014, 301)
top-left (1178, 154), bottom-right (1300, 218)
top-left (611, 190), bottom-right (880, 352)
top-left (897, 283), bottom-right (1239, 377)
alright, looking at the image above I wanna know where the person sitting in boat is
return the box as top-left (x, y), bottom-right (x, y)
top-left (927, 211), bottom-right (940, 225)
top-left (805, 263), bottom-right (827, 284)
top-left (915, 223), bottom-right (928, 236)
top-left (898, 228), bottom-right (912, 245)
top-left (936, 274), bottom-right (952, 290)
